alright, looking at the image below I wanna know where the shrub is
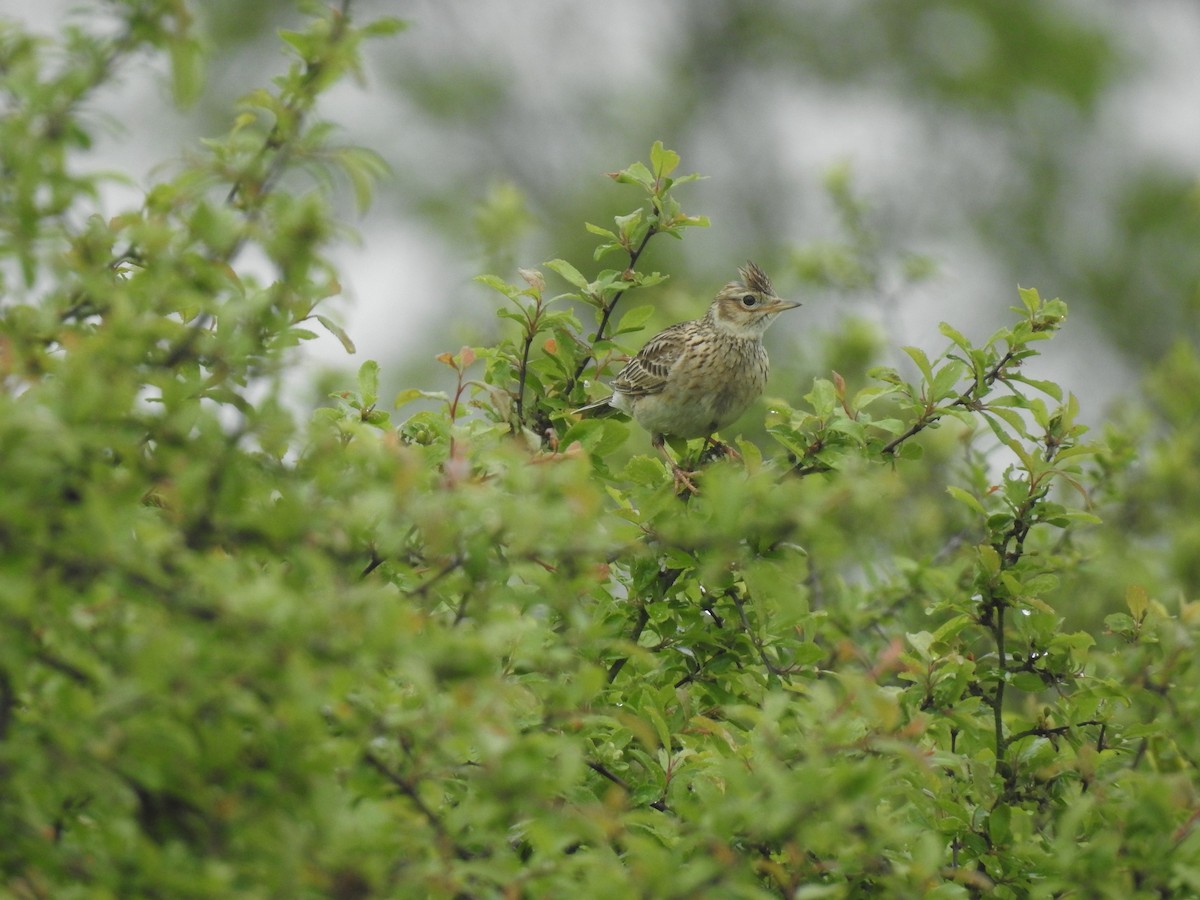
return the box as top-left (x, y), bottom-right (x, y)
top-left (2, 4), bottom-right (1198, 897)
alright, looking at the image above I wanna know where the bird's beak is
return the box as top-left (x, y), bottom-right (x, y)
top-left (764, 298), bottom-right (802, 313)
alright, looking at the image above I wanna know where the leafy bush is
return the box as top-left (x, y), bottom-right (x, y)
top-left (2, 4), bottom-right (1199, 897)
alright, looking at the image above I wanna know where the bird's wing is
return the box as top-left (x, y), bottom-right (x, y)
top-left (611, 322), bottom-right (690, 398)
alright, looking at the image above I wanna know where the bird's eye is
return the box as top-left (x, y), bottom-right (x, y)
top-left (741, 294), bottom-right (757, 307)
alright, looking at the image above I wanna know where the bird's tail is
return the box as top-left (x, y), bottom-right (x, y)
top-left (573, 396), bottom-right (615, 416)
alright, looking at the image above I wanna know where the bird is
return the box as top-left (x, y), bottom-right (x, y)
top-left (576, 261), bottom-right (800, 490)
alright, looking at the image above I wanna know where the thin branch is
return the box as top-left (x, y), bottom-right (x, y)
top-left (363, 751), bottom-right (477, 861)
top-left (33, 651), bottom-right (94, 686)
top-left (607, 605), bottom-right (650, 684)
top-left (515, 325), bottom-right (536, 427)
top-left (674, 649), bottom-right (732, 688)
top-left (1130, 738), bottom-right (1149, 771)
top-left (586, 759), bottom-right (629, 790)
top-left (360, 549), bottom-right (384, 578)
top-left (159, 7), bottom-right (358, 369)
top-left (991, 599), bottom-right (1007, 764)
top-left (452, 591), bottom-right (473, 626)
top-left (1006, 720), bottom-right (1104, 745)
top-left (567, 224), bottom-right (659, 392)
top-left (224, 0), bottom-right (353, 212)
top-left (408, 556), bottom-right (463, 598)
top-left (1172, 806), bottom-right (1200, 848)
top-left (879, 347), bottom-right (1020, 458)
top-left (790, 461), bottom-right (831, 478)
top-left (0, 669), bottom-right (13, 741)
top-left (586, 761), bottom-right (668, 812)
top-left (983, 435), bottom-right (1067, 770)
top-left (589, 228), bottom-right (657, 358)
top-left (728, 588), bottom-right (790, 680)
top-left (221, 4), bottom-right (355, 274)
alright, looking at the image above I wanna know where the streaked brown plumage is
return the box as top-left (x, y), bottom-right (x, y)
top-left (578, 262), bottom-right (799, 488)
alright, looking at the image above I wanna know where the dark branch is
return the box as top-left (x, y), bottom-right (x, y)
top-left (567, 224), bottom-right (659, 392)
top-left (880, 347), bottom-right (1020, 457)
top-left (363, 751), bottom-right (478, 861)
top-left (607, 605), bottom-right (650, 684)
top-left (586, 761), bottom-right (668, 812)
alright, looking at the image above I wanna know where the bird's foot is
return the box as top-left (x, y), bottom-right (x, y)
top-left (653, 434), bottom-right (700, 495)
top-left (671, 463), bottom-right (699, 496)
top-left (700, 438), bottom-right (740, 464)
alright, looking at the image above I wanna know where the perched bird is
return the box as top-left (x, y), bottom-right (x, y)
top-left (577, 262), bottom-right (800, 489)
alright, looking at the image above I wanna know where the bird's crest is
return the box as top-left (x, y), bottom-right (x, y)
top-left (738, 261), bottom-right (774, 296)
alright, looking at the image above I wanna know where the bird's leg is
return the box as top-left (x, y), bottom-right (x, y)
top-left (653, 433), bottom-right (699, 494)
top-left (701, 434), bottom-right (741, 462)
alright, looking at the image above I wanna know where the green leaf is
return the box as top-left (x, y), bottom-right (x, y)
top-left (932, 614), bottom-right (973, 645)
top-left (1058, 508), bottom-right (1102, 525)
top-left (937, 321), bottom-right (972, 352)
top-left (790, 642), bottom-right (825, 666)
top-left (907, 631), bottom-right (935, 660)
top-left (394, 388), bottom-right (448, 407)
top-left (988, 805), bottom-right (1012, 845)
top-left (338, 146), bottom-right (390, 213)
top-left (1126, 585), bottom-right (1148, 620)
top-left (946, 485), bottom-right (987, 517)
top-left (1016, 285), bottom-right (1042, 314)
top-left (1010, 375), bottom-right (1064, 401)
top-left (649, 141), bottom-right (680, 179)
top-left (644, 703), bottom-right (672, 750)
top-left (826, 417), bottom-right (866, 442)
top-left (614, 305), bottom-right (655, 335)
top-left (356, 360), bottom-right (379, 404)
top-left (902, 345), bottom-right (935, 385)
top-left (315, 314), bottom-right (356, 354)
top-left (981, 410), bottom-right (1037, 467)
top-left (593, 242), bottom-right (621, 262)
top-left (278, 28), bottom-right (316, 61)
top-left (852, 385), bottom-right (899, 410)
top-left (978, 544), bottom-right (1002, 577)
top-left (1104, 612), bottom-right (1136, 634)
top-left (610, 161), bottom-right (655, 190)
top-left (585, 221), bottom-right (616, 239)
top-left (622, 454), bottom-right (666, 487)
top-left (614, 209), bottom-right (644, 242)
top-left (930, 360), bottom-right (966, 402)
top-left (361, 16), bottom-right (409, 37)
top-left (475, 273), bottom-right (522, 300)
top-left (870, 417), bottom-right (907, 435)
top-left (1000, 572), bottom-right (1023, 597)
top-left (560, 417), bottom-right (630, 457)
top-left (167, 36), bottom-right (205, 107)
top-left (545, 258), bottom-right (589, 291)
top-left (805, 378), bottom-right (838, 417)
top-left (1009, 671), bottom-right (1045, 693)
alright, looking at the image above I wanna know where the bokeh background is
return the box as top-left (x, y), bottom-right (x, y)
top-left (8, 0), bottom-right (1200, 418)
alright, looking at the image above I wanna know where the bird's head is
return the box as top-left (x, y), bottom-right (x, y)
top-left (708, 261), bottom-right (800, 338)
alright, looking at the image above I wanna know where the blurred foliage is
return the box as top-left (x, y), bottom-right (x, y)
top-left (330, 0), bottom-right (1197, 368)
top-left (4, 2), bottom-right (1200, 897)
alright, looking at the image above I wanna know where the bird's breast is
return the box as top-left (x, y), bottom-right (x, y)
top-left (710, 343), bottom-right (769, 419)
